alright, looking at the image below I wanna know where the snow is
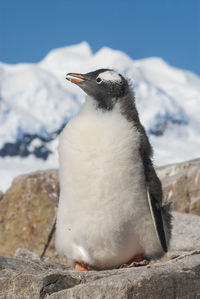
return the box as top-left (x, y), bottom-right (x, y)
top-left (0, 41), bottom-right (200, 192)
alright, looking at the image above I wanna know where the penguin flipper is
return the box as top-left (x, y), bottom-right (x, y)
top-left (146, 186), bottom-right (168, 252)
top-left (138, 132), bottom-right (170, 252)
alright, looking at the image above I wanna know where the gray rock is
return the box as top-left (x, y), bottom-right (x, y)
top-left (49, 253), bottom-right (200, 299)
top-left (0, 251), bottom-right (199, 299)
top-left (170, 212), bottom-right (200, 252)
top-left (14, 247), bottom-right (41, 261)
top-left (157, 158), bottom-right (200, 215)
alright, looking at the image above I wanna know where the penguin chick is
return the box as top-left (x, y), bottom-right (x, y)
top-left (55, 69), bottom-right (172, 270)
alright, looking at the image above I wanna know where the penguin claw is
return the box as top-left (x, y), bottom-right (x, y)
top-left (120, 255), bottom-right (149, 268)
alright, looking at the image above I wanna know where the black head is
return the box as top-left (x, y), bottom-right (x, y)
top-left (66, 69), bottom-right (129, 110)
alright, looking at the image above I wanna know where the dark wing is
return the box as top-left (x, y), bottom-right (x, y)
top-left (146, 185), bottom-right (168, 252)
top-left (137, 124), bottom-right (168, 252)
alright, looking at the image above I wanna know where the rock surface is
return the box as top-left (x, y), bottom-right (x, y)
top-left (0, 249), bottom-right (199, 298)
top-left (170, 212), bottom-right (200, 252)
top-left (157, 158), bottom-right (200, 215)
top-left (0, 170), bottom-right (59, 260)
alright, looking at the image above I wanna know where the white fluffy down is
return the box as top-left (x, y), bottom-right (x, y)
top-left (56, 97), bottom-right (162, 269)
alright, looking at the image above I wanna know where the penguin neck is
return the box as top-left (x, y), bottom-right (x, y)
top-left (118, 90), bottom-right (140, 125)
top-left (96, 96), bottom-right (116, 111)
top-left (80, 90), bottom-right (138, 123)
top-left (81, 95), bottom-right (117, 114)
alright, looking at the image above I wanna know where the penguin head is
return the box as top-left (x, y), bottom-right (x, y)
top-left (66, 69), bottom-right (129, 109)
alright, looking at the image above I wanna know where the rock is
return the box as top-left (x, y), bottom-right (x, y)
top-left (0, 248), bottom-right (199, 298)
top-left (0, 170), bottom-right (60, 261)
top-left (170, 212), bottom-right (200, 252)
top-left (14, 247), bottom-right (41, 261)
top-left (157, 158), bottom-right (200, 215)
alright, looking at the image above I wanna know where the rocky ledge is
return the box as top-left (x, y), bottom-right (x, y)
top-left (0, 249), bottom-right (200, 299)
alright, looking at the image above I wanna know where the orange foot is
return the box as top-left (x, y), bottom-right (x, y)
top-left (121, 254), bottom-right (148, 268)
top-left (75, 262), bottom-right (89, 271)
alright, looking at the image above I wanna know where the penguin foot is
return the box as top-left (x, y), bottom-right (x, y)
top-left (121, 255), bottom-right (148, 268)
top-left (75, 262), bottom-right (89, 271)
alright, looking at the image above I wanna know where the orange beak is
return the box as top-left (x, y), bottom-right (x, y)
top-left (66, 73), bottom-right (85, 83)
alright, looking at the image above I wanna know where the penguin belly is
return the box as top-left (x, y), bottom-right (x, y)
top-left (56, 101), bottom-right (162, 269)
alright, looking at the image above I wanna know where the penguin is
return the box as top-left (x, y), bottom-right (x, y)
top-left (55, 69), bottom-right (172, 271)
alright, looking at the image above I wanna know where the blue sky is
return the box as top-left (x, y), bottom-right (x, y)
top-left (0, 0), bottom-right (199, 75)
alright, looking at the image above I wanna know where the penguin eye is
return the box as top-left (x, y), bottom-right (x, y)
top-left (96, 77), bottom-right (102, 84)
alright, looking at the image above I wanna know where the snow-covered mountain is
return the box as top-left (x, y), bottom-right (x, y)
top-left (0, 42), bottom-right (200, 191)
